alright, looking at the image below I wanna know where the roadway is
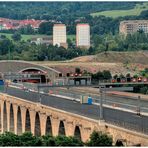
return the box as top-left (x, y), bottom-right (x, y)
top-left (5, 87), bottom-right (148, 134)
top-left (42, 87), bottom-right (148, 113)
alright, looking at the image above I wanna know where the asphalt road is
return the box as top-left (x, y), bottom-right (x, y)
top-left (43, 87), bottom-right (148, 112)
top-left (6, 87), bottom-right (148, 134)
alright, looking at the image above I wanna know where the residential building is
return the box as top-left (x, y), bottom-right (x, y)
top-left (119, 20), bottom-right (148, 35)
top-left (76, 23), bottom-right (90, 49)
top-left (31, 37), bottom-right (52, 46)
top-left (53, 24), bottom-right (67, 48)
top-left (0, 17), bottom-right (45, 30)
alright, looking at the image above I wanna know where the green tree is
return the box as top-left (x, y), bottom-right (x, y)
top-left (42, 134), bottom-right (56, 146)
top-left (55, 135), bottom-right (83, 146)
top-left (126, 73), bottom-right (131, 78)
top-left (19, 25), bottom-right (35, 35)
top-left (75, 67), bottom-right (81, 74)
top-left (86, 131), bottom-right (113, 146)
top-left (20, 132), bottom-right (43, 146)
top-left (0, 132), bottom-right (21, 146)
top-left (11, 32), bottom-right (22, 41)
top-left (92, 71), bottom-right (104, 81)
top-left (140, 86), bottom-right (148, 94)
top-left (119, 74), bottom-right (125, 78)
top-left (102, 70), bottom-right (112, 80)
top-left (113, 74), bottom-right (118, 79)
top-left (38, 22), bottom-right (54, 35)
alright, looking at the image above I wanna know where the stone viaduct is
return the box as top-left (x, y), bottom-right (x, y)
top-left (0, 93), bottom-right (148, 146)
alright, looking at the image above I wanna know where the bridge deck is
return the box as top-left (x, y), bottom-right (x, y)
top-left (5, 87), bottom-right (148, 135)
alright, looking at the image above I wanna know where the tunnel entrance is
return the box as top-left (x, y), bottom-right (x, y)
top-left (19, 68), bottom-right (47, 83)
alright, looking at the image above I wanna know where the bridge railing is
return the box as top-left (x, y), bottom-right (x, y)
top-left (105, 112), bottom-right (148, 135)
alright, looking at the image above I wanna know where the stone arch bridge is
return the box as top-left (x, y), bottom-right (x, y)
top-left (0, 93), bottom-right (148, 146)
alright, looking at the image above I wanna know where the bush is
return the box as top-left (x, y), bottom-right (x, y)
top-left (55, 136), bottom-right (83, 146)
top-left (86, 131), bottom-right (113, 146)
top-left (55, 135), bottom-right (83, 146)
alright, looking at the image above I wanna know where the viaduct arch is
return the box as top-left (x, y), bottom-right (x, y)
top-left (0, 93), bottom-right (148, 146)
top-left (0, 94), bottom-right (93, 142)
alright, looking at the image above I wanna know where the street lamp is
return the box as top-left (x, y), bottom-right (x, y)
top-left (99, 85), bottom-right (106, 120)
top-left (137, 96), bottom-right (141, 116)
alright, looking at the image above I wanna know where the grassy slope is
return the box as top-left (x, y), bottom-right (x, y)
top-left (71, 51), bottom-right (148, 64)
top-left (91, 3), bottom-right (148, 18)
top-left (33, 51), bottom-right (148, 76)
top-left (0, 33), bottom-right (75, 41)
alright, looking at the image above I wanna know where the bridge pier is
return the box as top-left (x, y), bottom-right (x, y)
top-left (29, 110), bottom-right (36, 136)
top-left (81, 128), bottom-right (92, 142)
top-left (6, 102), bottom-right (10, 132)
top-left (20, 106), bottom-right (27, 133)
top-left (65, 121), bottom-right (75, 137)
top-left (39, 113), bottom-right (47, 136)
top-left (0, 100), bottom-right (4, 133)
top-left (51, 117), bottom-right (60, 136)
top-left (13, 104), bottom-right (18, 134)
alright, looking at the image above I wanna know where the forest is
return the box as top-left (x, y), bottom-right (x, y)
top-left (0, 2), bottom-right (137, 20)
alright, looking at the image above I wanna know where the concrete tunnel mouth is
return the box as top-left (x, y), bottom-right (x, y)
top-left (17, 68), bottom-right (48, 83)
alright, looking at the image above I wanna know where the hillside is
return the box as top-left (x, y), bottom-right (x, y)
top-left (72, 51), bottom-right (148, 64)
top-left (91, 3), bottom-right (148, 18)
top-left (35, 51), bottom-right (148, 76)
top-left (0, 2), bottom-right (137, 20)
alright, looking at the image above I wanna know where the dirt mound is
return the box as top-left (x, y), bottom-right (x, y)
top-left (72, 51), bottom-right (148, 64)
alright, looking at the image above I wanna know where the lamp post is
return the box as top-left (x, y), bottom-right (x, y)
top-left (99, 85), bottom-right (105, 120)
top-left (137, 96), bottom-right (141, 116)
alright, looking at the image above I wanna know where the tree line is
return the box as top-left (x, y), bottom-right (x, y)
top-left (0, 2), bottom-right (147, 36)
top-left (0, 30), bottom-right (148, 61)
top-left (0, 2), bottom-right (137, 20)
top-left (0, 131), bottom-right (113, 146)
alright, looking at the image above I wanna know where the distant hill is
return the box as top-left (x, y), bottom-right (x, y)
top-left (91, 3), bottom-right (148, 18)
top-left (72, 51), bottom-right (148, 64)
top-left (35, 51), bottom-right (148, 76)
top-left (0, 2), bottom-right (137, 20)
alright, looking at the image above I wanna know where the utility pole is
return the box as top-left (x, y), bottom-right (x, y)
top-left (37, 84), bottom-right (41, 104)
top-left (137, 96), bottom-right (141, 116)
top-left (99, 85), bottom-right (105, 120)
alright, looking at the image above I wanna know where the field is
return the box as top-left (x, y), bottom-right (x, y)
top-left (0, 33), bottom-right (75, 41)
top-left (91, 3), bottom-right (148, 18)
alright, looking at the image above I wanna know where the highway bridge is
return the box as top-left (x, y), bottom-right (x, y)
top-left (0, 86), bottom-right (148, 146)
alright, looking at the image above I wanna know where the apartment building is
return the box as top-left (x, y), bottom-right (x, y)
top-left (53, 24), bottom-right (67, 48)
top-left (119, 20), bottom-right (148, 35)
top-left (76, 24), bottom-right (90, 49)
